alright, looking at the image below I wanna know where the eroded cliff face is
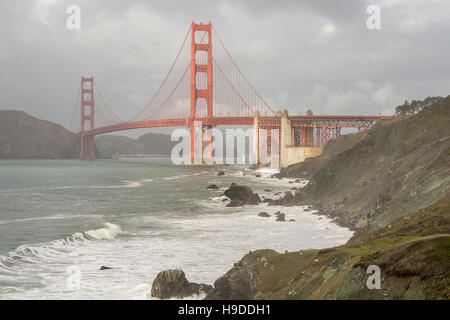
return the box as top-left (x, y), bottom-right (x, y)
top-left (206, 193), bottom-right (449, 300)
top-left (277, 96), bottom-right (450, 231)
top-left (0, 111), bottom-right (79, 158)
top-left (206, 97), bottom-right (450, 300)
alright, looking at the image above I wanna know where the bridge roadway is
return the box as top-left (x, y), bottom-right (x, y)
top-left (80, 115), bottom-right (391, 137)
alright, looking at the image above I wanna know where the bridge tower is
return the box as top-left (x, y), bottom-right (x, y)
top-left (190, 21), bottom-right (213, 164)
top-left (80, 77), bottom-right (95, 159)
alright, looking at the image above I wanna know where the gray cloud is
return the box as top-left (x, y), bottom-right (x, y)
top-left (1, 0), bottom-right (449, 135)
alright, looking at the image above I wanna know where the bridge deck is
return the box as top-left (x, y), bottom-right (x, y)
top-left (80, 115), bottom-right (391, 136)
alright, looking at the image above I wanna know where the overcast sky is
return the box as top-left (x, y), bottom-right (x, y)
top-left (1, 0), bottom-right (449, 135)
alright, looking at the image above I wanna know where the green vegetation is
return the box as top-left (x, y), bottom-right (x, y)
top-left (208, 96), bottom-right (450, 300)
top-left (395, 96), bottom-right (443, 115)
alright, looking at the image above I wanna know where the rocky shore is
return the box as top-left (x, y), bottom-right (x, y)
top-left (151, 96), bottom-right (449, 300)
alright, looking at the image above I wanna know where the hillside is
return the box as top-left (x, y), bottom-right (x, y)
top-left (0, 110), bottom-right (177, 159)
top-left (206, 192), bottom-right (449, 300)
top-left (278, 96), bottom-right (450, 231)
top-left (95, 132), bottom-right (175, 158)
top-left (0, 111), bottom-right (79, 159)
top-left (204, 95), bottom-right (450, 300)
top-left (278, 131), bottom-right (368, 179)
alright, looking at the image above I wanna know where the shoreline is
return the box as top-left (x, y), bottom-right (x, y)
top-left (197, 162), bottom-right (449, 300)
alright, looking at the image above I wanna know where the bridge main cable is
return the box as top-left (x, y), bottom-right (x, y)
top-left (212, 56), bottom-right (254, 114)
top-left (68, 82), bottom-right (81, 132)
top-left (212, 26), bottom-right (276, 116)
top-left (142, 63), bottom-right (191, 121)
top-left (128, 25), bottom-right (192, 122)
top-left (94, 81), bottom-right (124, 123)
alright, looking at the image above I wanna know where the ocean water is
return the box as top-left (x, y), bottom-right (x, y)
top-left (0, 159), bottom-right (352, 299)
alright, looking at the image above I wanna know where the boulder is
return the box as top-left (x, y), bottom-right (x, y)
top-left (150, 269), bottom-right (212, 299)
top-left (217, 171), bottom-right (225, 176)
top-left (206, 184), bottom-right (219, 190)
top-left (224, 183), bottom-right (261, 207)
top-left (274, 211), bottom-right (286, 222)
top-left (279, 192), bottom-right (298, 206)
top-left (257, 212), bottom-right (270, 218)
top-left (205, 250), bottom-right (278, 300)
top-left (262, 198), bottom-right (277, 205)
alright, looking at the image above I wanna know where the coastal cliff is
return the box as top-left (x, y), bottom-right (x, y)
top-left (279, 95), bottom-right (450, 231)
top-left (205, 96), bottom-right (450, 300)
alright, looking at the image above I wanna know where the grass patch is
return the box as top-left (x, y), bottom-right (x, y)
top-left (426, 237), bottom-right (450, 263)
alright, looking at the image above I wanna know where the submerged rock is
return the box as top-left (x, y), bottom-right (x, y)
top-left (99, 265), bottom-right (113, 271)
top-left (150, 269), bottom-right (212, 299)
top-left (274, 211), bottom-right (286, 222)
top-left (206, 184), bottom-right (219, 190)
top-left (257, 212), bottom-right (270, 218)
top-left (224, 183), bottom-right (261, 207)
top-left (217, 171), bottom-right (225, 176)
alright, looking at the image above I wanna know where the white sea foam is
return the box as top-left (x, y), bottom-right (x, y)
top-left (0, 165), bottom-right (352, 300)
top-left (164, 175), bottom-right (181, 180)
top-left (0, 214), bottom-right (104, 225)
top-left (0, 222), bottom-right (122, 265)
top-left (0, 204), bottom-right (351, 300)
top-left (84, 223), bottom-right (122, 240)
top-left (123, 181), bottom-right (143, 188)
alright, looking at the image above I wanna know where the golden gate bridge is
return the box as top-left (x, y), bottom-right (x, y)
top-left (69, 21), bottom-right (390, 165)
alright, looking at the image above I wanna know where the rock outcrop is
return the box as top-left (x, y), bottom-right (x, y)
top-left (274, 212), bottom-right (286, 221)
top-left (207, 193), bottom-right (450, 300)
top-left (150, 269), bottom-right (212, 299)
top-left (224, 183), bottom-right (261, 207)
top-left (206, 250), bottom-right (278, 300)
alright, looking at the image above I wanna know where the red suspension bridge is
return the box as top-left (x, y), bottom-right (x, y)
top-left (69, 21), bottom-right (390, 164)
